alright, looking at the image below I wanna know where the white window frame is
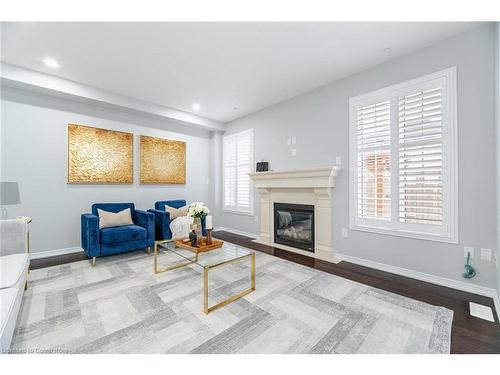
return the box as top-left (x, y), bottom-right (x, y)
top-left (349, 67), bottom-right (458, 243)
top-left (222, 128), bottom-right (254, 216)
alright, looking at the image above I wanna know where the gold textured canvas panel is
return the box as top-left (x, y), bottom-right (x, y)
top-left (140, 135), bottom-right (186, 184)
top-left (68, 124), bottom-right (133, 184)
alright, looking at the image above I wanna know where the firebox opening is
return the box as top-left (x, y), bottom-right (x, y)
top-left (274, 203), bottom-right (314, 252)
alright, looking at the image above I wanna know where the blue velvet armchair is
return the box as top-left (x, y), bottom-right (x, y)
top-left (148, 200), bottom-right (206, 240)
top-left (81, 203), bottom-right (155, 266)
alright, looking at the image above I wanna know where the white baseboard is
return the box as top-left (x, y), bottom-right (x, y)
top-left (30, 246), bottom-right (83, 260)
top-left (336, 252), bottom-right (499, 305)
top-left (215, 227), bottom-right (258, 239)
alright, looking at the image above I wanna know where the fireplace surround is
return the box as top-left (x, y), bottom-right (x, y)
top-left (249, 166), bottom-right (340, 262)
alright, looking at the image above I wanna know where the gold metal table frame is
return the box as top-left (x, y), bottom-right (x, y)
top-left (154, 240), bottom-right (256, 314)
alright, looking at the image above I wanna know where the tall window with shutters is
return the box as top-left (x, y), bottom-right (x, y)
top-left (349, 68), bottom-right (457, 242)
top-left (223, 129), bottom-right (254, 215)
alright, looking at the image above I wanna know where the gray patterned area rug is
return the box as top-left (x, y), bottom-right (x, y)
top-left (12, 243), bottom-right (453, 354)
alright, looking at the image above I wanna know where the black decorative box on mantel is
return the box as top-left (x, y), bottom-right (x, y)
top-left (256, 161), bottom-right (269, 172)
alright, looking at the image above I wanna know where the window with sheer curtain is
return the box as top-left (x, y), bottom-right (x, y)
top-left (223, 129), bottom-right (254, 215)
top-left (349, 68), bottom-right (457, 242)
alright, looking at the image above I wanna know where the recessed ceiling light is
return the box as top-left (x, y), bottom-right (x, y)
top-left (43, 58), bottom-right (59, 68)
top-left (192, 102), bottom-right (201, 111)
top-left (384, 47), bottom-right (392, 54)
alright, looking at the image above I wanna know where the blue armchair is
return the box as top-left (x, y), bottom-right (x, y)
top-left (148, 200), bottom-right (206, 240)
top-left (81, 203), bottom-right (154, 266)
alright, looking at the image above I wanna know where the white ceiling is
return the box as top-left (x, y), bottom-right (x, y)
top-left (1, 22), bottom-right (482, 123)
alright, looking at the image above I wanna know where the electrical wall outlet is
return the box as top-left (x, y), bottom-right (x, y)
top-left (341, 228), bottom-right (348, 238)
top-left (464, 246), bottom-right (474, 259)
top-left (336, 156), bottom-right (342, 165)
top-left (480, 248), bottom-right (492, 262)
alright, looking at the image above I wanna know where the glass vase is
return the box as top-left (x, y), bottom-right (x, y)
top-left (193, 217), bottom-right (203, 245)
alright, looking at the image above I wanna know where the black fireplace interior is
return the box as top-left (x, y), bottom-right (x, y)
top-left (274, 203), bottom-right (314, 252)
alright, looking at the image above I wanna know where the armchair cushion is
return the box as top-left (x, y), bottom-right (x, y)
top-left (97, 208), bottom-right (133, 229)
top-left (164, 205), bottom-right (188, 219)
top-left (92, 203), bottom-right (135, 217)
top-left (100, 225), bottom-right (147, 245)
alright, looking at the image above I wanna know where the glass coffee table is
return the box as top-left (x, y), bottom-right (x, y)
top-left (153, 239), bottom-right (256, 314)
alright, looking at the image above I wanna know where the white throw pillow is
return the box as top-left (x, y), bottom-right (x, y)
top-left (165, 205), bottom-right (188, 220)
top-left (97, 208), bottom-right (133, 229)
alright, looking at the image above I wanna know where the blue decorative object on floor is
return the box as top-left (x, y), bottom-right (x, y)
top-left (463, 252), bottom-right (476, 279)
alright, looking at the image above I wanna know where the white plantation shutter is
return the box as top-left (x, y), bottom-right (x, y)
top-left (398, 88), bottom-right (443, 225)
top-left (223, 140), bottom-right (236, 207)
top-left (223, 129), bottom-right (254, 214)
top-left (236, 136), bottom-right (251, 208)
top-left (356, 101), bottom-right (391, 221)
top-left (350, 68), bottom-right (457, 242)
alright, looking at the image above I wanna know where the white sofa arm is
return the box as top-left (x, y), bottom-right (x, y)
top-left (0, 219), bottom-right (28, 257)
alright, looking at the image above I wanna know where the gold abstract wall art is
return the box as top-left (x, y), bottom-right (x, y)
top-left (140, 135), bottom-right (186, 184)
top-left (67, 124), bottom-right (133, 184)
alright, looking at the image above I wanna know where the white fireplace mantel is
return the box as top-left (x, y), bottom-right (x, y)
top-left (248, 166), bottom-right (340, 189)
top-left (249, 166), bottom-right (341, 262)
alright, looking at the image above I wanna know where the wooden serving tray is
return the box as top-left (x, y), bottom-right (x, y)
top-left (175, 238), bottom-right (224, 254)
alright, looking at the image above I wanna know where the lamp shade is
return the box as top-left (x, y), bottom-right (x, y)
top-left (0, 182), bottom-right (21, 205)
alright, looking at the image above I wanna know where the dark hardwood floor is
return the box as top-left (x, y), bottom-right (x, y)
top-left (213, 230), bottom-right (500, 354)
top-left (29, 230), bottom-right (500, 354)
top-left (30, 251), bottom-right (87, 270)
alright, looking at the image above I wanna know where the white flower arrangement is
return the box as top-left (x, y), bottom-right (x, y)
top-left (187, 202), bottom-right (210, 218)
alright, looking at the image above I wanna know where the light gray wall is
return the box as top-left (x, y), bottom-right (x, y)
top-left (0, 87), bottom-right (214, 254)
top-left (495, 23), bottom-right (500, 298)
top-left (219, 24), bottom-right (498, 288)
